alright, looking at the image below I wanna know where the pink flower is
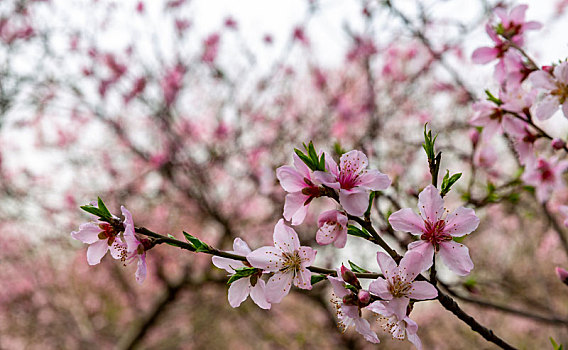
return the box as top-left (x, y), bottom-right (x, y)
top-left (120, 207), bottom-right (148, 284)
top-left (71, 218), bottom-right (123, 266)
top-left (529, 62), bottom-right (568, 120)
top-left (201, 33), bottom-right (220, 64)
top-left (247, 220), bottom-right (316, 303)
top-left (470, 100), bottom-right (522, 138)
top-left (388, 185), bottom-right (480, 276)
top-left (276, 153), bottom-right (322, 225)
top-left (328, 270), bottom-right (380, 344)
top-left (315, 150), bottom-right (391, 216)
top-left (522, 157), bottom-right (568, 202)
top-left (369, 251), bottom-right (437, 321)
top-left (493, 4), bottom-right (541, 46)
top-left (316, 210), bottom-right (348, 248)
top-left (212, 238), bottom-right (271, 309)
top-left (367, 301), bottom-right (422, 350)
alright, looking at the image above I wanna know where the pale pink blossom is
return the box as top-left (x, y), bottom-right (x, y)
top-left (247, 220), bottom-right (316, 303)
top-left (493, 4), bottom-right (542, 46)
top-left (315, 150), bottom-right (391, 216)
top-left (328, 270), bottom-right (380, 343)
top-left (201, 33), bottom-right (220, 63)
top-left (316, 210), bottom-right (348, 248)
top-left (367, 301), bottom-right (422, 350)
top-left (120, 207), bottom-right (148, 284)
top-left (470, 100), bottom-right (523, 137)
top-left (71, 217), bottom-right (123, 266)
top-left (276, 153), bottom-right (321, 225)
top-left (529, 62), bottom-right (568, 120)
top-left (522, 157), bottom-right (568, 202)
top-left (212, 238), bottom-right (271, 309)
top-left (369, 251), bottom-right (437, 321)
top-left (388, 185), bottom-right (480, 276)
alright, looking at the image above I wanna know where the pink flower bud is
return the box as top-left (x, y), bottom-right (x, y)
top-left (340, 264), bottom-right (361, 289)
top-left (556, 267), bottom-right (568, 285)
top-left (552, 138), bottom-right (565, 150)
top-left (358, 290), bottom-right (371, 305)
top-left (542, 65), bottom-right (554, 73)
top-left (469, 129), bottom-right (480, 147)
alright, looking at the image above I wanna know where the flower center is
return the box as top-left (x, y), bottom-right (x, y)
top-left (338, 171), bottom-right (360, 190)
top-left (537, 159), bottom-right (554, 182)
top-left (421, 219), bottom-right (452, 247)
top-left (387, 275), bottom-right (412, 298)
top-left (551, 82), bottom-right (568, 105)
top-left (280, 251), bottom-right (302, 274)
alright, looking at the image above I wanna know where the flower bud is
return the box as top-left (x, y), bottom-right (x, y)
top-left (342, 293), bottom-right (358, 306)
top-left (340, 264), bottom-right (361, 289)
top-left (469, 129), bottom-right (480, 147)
top-left (556, 267), bottom-right (568, 285)
top-left (552, 138), bottom-right (565, 150)
top-left (358, 290), bottom-right (371, 306)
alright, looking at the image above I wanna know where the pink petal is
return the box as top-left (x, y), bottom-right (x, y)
top-left (407, 240), bottom-right (435, 272)
top-left (246, 246), bottom-right (284, 272)
top-left (357, 169), bottom-right (391, 191)
top-left (524, 21), bottom-right (542, 30)
top-left (408, 281), bottom-right (437, 300)
top-left (368, 278), bottom-right (392, 300)
top-left (354, 318), bottom-right (380, 344)
top-left (292, 153), bottom-right (311, 178)
top-left (232, 237), bottom-right (252, 255)
top-left (324, 152), bottom-right (340, 177)
top-left (316, 222), bottom-right (341, 245)
top-left (339, 189), bottom-right (369, 216)
top-left (509, 4), bottom-right (527, 23)
top-left (87, 239), bottom-right (109, 265)
top-left (443, 207), bottom-right (480, 237)
top-left (317, 209), bottom-right (339, 224)
top-left (276, 165), bottom-right (307, 193)
top-left (388, 296), bottom-right (410, 321)
top-left (340, 150), bottom-right (368, 176)
top-left (333, 229), bottom-right (348, 248)
top-left (109, 241), bottom-right (125, 259)
top-left (529, 70), bottom-right (557, 90)
top-left (121, 206), bottom-right (135, 237)
top-left (135, 254), bottom-right (147, 284)
top-left (298, 246), bottom-right (316, 266)
top-left (439, 241), bottom-right (474, 276)
top-left (366, 300), bottom-right (391, 316)
top-left (399, 250), bottom-right (429, 280)
top-left (376, 251), bottom-right (397, 280)
top-left (250, 279), bottom-right (271, 309)
top-left (405, 319), bottom-right (422, 350)
top-left (494, 59), bottom-right (506, 84)
top-left (313, 170), bottom-right (340, 189)
top-left (328, 276), bottom-right (349, 298)
top-left (293, 267), bottom-right (312, 290)
top-left (228, 277), bottom-right (251, 308)
top-left (562, 102), bottom-right (568, 120)
top-left (471, 47), bottom-right (499, 64)
top-left (534, 95), bottom-right (560, 121)
top-left (418, 185), bottom-right (444, 222)
top-left (389, 208), bottom-right (425, 235)
top-left (71, 222), bottom-right (102, 244)
top-left (283, 192), bottom-right (309, 225)
top-left (273, 219), bottom-right (300, 253)
top-left (265, 271), bottom-right (293, 303)
top-left (212, 255), bottom-right (245, 273)
top-left (556, 62), bottom-right (568, 84)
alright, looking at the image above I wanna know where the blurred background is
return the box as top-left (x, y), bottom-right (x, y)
top-left (2, 0), bottom-right (568, 348)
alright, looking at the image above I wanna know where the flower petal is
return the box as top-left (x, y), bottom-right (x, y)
top-left (399, 250), bottom-right (429, 280)
top-left (273, 219), bottom-right (300, 253)
top-left (439, 241), bottom-right (474, 276)
top-left (232, 237), bottom-right (252, 255)
top-left (283, 192), bottom-right (309, 226)
top-left (389, 208), bottom-right (425, 235)
top-left (276, 165), bottom-right (306, 193)
top-left (246, 246), bottom-right (284, 272)
top-left (135, 254), bottom-right (147, 284)
top-left (328, 276), bottom-right (349, 298)
top-left (387, 296), bottom-right (410, 321)
top-left (376, 251), bottom-right (397, 281)
top-left (292, 152), bottom-right (311, 178)
top-left (212, 255), bottom-right (245, 273)
top-left (407, 241), bottom-right (435, 272)
top-left (86, 239), bottom-right (109, 265)
top-left (339, 189), bottom-right (369, 216)
top-left (293, 266), bottom-right (312, 290)
top-left (313, 170), bottom-right (340, 189)
top-left (357, 169), bottom-right (391, 191)
top-left (443, 207), bottom-right (480, 237)
top-left (418, 185), bottom-right (444, 222)
top-left (529, 70), bottom-right (556, 90)
top-left (71, 222), bottom-right (102, 244)
top-left (316, 222), bottom-right (340, 245)
top-left (471, 47), bottom-right (499, 64)
top-left (249, 279), bottom-right (271, 309)
top-left (534, 95), bottom-right (559, 121)
top-left (369, 278), bottom-right (392, 300)
top-left (298, 246), bottom-right (316, 266)
top-left (228, 277), bottom-right (251, 308)
top-left (408, 281), bottom-right (437, 300)
top-left (354, 318), bottom-right (380, 344)
top-left (340, 150), bottom-right (368, 175)
top-left (265, 271), bottom-right (293, 303)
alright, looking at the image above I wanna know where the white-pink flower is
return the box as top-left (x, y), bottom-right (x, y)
top-left (328, 271), bottom-right (380, 344)
top-left (276, 153), bottom-right (321, 225)
top-left (247, 220), bottom-right (316, 303)
top-left (388, 185), bottom-right (480, 276)
top-left (212, 238), bottom-right (271, 309)
top-left (121, 206), bottom-right (148, 285)
top-left (315, 150), bottom-right (391, 216)
top-left (530, 62), bottom-right (568, 120)
top-left (71, 218), bottom-right (123, 266)
top-left (316, 210), bottom-right (348, 248)
top-left (522, 157), bottom-right (568, 202)
top-left (367, 301), bottom-right (422, 350)
top-left (369, 251), bottom-right (437, 321)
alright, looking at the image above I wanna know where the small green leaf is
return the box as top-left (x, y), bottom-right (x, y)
top-left (485, 89), bottom-right (503, 105)
top-left (550, 337), bottom-right (563, 350)
top-left (364, 191), bottom-right (377, 218)
top-left (440, 170), bottom-right (462, 197)
top-left (347, 225), bottom-right (371, 239)
top-left (182, 231), bottom-right (210, 252)
top-left (453, 236), bottom-right (466, 243)
top-left (348, 260), bottom-right (369, 273)
top-left (97, 197), bottom-right (112, 219)
top-left (318, 152), bottom-right (326, 172)
top-left (311, 274), bottom-right (327, 285)
top-left (227, 267), bottom-right (258, 285)
top-left (333, 142), bottom-right (345, 156)
top-left (80, 205), bottom-right (103, 218)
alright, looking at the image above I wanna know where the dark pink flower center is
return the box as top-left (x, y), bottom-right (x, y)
top-left (338, 171), bottom-right (360, 190)
top-left (97, 223), bottom-right (117, 245)
top-left (421, 219), bottom-right (452, 247)
top-left (537, 159), bottom-right (554, 183)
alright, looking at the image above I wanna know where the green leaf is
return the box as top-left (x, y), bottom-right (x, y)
top-left (550, 337), bottom-right (563, 350)
top-left (348, 260), bottom-right (369, 273)
top-left (311, 274), bottom-right (327, 285)
top-left (364, 191), bottom-right (377, 218)
top-left (80, 205), bottom-right (103, 218)
top-left (347, 225), bottom-right (371, 239)
top-left (227, 267), bottom-right (258, 285)
top-left (294, 148), bottom-right (316, 171)
top-left (485, 89), bottom-right (503, 105)
top-left (453, 235), bottom-right (466, 243)
top-left (97, 197), bottom-right (112, 219)
top-left (333, 142), bottom-right (345, 156)
top-left (307, 141), bottom-right (318, 164)
top-left (440, 170), bottom-right (462, 197)
top-left (318, 152), bottom-right (326, 172)
top-left (182, 231), bottom-right (210, 252)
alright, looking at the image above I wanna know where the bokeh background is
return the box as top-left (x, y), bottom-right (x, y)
top-left (2, 0), bottom-right (568, 348)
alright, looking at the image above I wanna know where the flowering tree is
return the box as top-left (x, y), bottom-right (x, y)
top-left (3, 0), bottom-right (568, 348)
